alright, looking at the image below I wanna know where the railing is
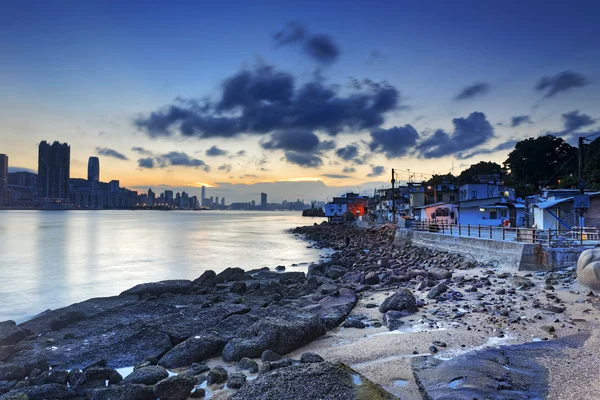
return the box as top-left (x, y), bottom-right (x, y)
top-left (411, 220), bottom-right (600, 247)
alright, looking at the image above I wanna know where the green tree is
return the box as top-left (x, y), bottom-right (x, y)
top-left (584, 136), bottom-right (600, 189)
top-left (503, 135), bottom-right (577, 194)
top-left (458, 161), bottom-right (505, 183)
top-left (424, 173), bottom-right (456, 186)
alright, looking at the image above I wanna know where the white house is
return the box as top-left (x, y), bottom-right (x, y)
top-left (414, 202), bottom-right (458, 224)
top-left (458, 202), bottom-right (526, 227)
top-left (324, 202), bottom-right (347, 218)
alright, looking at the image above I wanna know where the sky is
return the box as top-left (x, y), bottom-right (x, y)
top-left (1, 0), bottom-right (599, 202)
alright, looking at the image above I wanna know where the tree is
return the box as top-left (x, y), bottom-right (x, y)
top-left (458, 161), bottom-right (505, 183)
top-left (584, 136), bottom-right (600, 189)
top-left (503, 135), bottom-right (577, 193)
top-left (424, 173), bottom-right (456, 186)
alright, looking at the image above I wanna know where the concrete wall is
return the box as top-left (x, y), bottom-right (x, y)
top-left (394, 229), bottom-right (586, 271)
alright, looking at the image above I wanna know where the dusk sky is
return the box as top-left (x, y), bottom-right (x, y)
top-left (1, 0), bottom-right (599, 202)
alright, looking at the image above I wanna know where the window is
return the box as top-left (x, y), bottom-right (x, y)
top-left (449, 195), bottom-right (455, 202)
top-left (436, 207), bottom-right (449, 217)
top-left (471, 190), bottom-right (477, 199)
top-left (490, 210), bottom-right (497, 219)
top-left (437, 194), bottom-right (443, 202)
top-left (500, 209), bottom-right (507, 218)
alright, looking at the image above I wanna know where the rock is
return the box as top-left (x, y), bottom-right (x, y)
top-left (193, 270), bottom-right (216, 288)
top-left (227, 373), bottom-right (247, 389)
top-left (495, 289), bottom-right (506, 295)
top-left (545, 305), bottom-right (564, 314)
top-left (74, 367), bottom-right (122, 389)
top-left (342, 318), bottom-right (365, 329)
top-left (324, 265), bottom-right (348, 280)
top-left (428, 268), bottom-right (452, 280)
top-left (237, 358), bottom-right (259, 373)
top-left (364, 272), bottom-right (380, 285)
top-left (0, 363), bottom-right (26, 382)
top-left (215, 268), bottom-right (247, 283)
top-left (509, 276), bottom-right (535, 290)
top-left (0, 322), bottom-right (27, 347)
top-left (153, 376), bottom-right (196, 400)
top-left (67, 369), bottom-right (83, 386)
top-left (230, 282), bottom-right (247, 294)
top-left (49, 311), bottom-right (85, 331)
top-left (577, 248), bottom-right (600, 292)
top-left (0, 346), bottom-right (16, 363)
top-left (207, 367), bottom-right (228, 385)
top-left (231, 362), bottom-right (395, 400)
top-left (269, 358), bottom-right (299, 370)
top-left (379, 288), bottom-right (418, 315)
top-left (260, 350), bottom-right (281, 362)
top-left (89, 384), bottom-right (155, 400)
top-left (541, 325), bottom-right (555, 333)
top-left (383, 311), bottom-right (405, 331)
top-left (427, 282), bottom-right (448, 300)
top-left (120, 280), bottom-right (193, 296)
top-left (186, 363), bottom-right (210, 376)
top-left (432, 341), bottom-right (447, 348)
top-left (122, 365), bottom-right (168, 385)
top-left (0, 393), bottom-right (27, 400)
top-left (190, 387), bottom-right (205, 398)
top-left (275, 265), bottom-right (286, 271)
top-left (1, 384), bottom-right (76, 400)
top-left (300, 352), bottom-right (324, 363)
top-left (158, 334), bottom-right (226, 369)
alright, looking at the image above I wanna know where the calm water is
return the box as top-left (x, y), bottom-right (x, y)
top-left (0, 210), bottom-right (326, 323)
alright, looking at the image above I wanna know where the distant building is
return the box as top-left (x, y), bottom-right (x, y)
top-left (109, 180), bottom-right (119, 193)
top-left (252, 200), bottom-right (256, 207)
top-left (215, 196), bottom-right (219, 206)
top-left (8, 171), bottom-right (37, 205)
top-left (0, 154), bottom-right (7, 205)
top-left (38, 141), bottom-right (71, 202)
top-left (165, 190), bottom-right (174, 206)
top-left (201, 186), bottom-right (206, 206)
top-left (221, 197), bottom-right (225, 206)
top-left (261, 192), bottom-right (267, 208)
top-left (87, 156), bottom-right (99, 182)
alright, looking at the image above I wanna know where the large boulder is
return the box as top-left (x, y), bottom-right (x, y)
top-left (158, 334), bottom-right (226, 369)
top-left (89, 384), bottom-right (156, 400)
top-left (577, 248), bottom-right (600, 292)
top-left (153, 376), bottom-right (196, 400)
top-left (0, 322), bottom-right (27, 347)
top-left (0, 362), bottom-right (26, 381)
top-left (121, 366), bottom-right (169, 385)
top-left (120, 280), bottom-right (192, 296)
top-left (0, 384), bottom-right (76, 400)
top-left (232, 362), bottom-right (396, 400)
top-left (379, 289), bottom-right (418, 315)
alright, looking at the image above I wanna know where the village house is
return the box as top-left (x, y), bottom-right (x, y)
top-left (457, 183), bottom-right (525, 227)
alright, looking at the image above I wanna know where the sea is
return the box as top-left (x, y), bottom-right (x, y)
top-left (0, 210), bottom-right (327, 323)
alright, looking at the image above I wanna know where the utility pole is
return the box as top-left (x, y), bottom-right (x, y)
top-left (578, 136), bottom-right (585, 195)
top-left (391, 168), bottom-right (396, 224)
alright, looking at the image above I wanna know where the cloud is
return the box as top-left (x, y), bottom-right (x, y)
top-left (510, 115), bottom-right (532, 127)
top-left (535, 70), bottom-right (589, 98)
top-left (7, 166), bottom-right (36, 173)
top-left (135, 65), bottom-right (399, 139)
top-left (369, 125), bottom-right (419, 158)
top-left (335, 144), bottom-right (359, 161)
top-left (458, 139), bottom-right (518, 159)
top-left (261, 130), bottom-right (320, 152)
top-left (454, 82), bottom-right (490, 101)
top-left (367, 165), bottom-right (385, 178)
top-left (416, 112), bottom-right (494, 158)
top-left (218, 163), bottom-right (232, 173)
top-left (138, 157), bottom-right (155, 169)
top-left (366, 50), bottom-right (387, 65)
top-left (321, 174), bottom-right (352, 179)
top-left (562, 110), bottom-right (595, 132)
top-left (273, 22), bottom-right (340, 64)
top-left (284, 151), bottom-right (323, 168)
top-left (96, 147), bottom-right (128, 160)
top-left (137, 152), bottom-right (210, 172)
top-left (131, 147), bottom-right (153, 156)
top-left (342, 167), bottom-right (356, 173)
top-left (206, 145), bottom-right (228, 156)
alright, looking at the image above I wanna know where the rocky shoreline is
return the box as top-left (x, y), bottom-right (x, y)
top-left (0, 222), bottom-right (598, 399)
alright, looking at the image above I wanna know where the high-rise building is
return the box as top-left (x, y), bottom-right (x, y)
top-left (215, 196), bottom-right (219, 206)
top-left (87, 157), bottom-right (100, 182)
top-left (201, 186), bottom-right (206, 206)
top-left (109, 180), bottom-right (120, 193)
top-left (165, 190), bottom-right (174, 206)
top-left (221, 197), bottom-right (225, 206)
top-left (0, 154), bottom-right (7, 206)
top-left (38, 141), bottom-right (71, 201)
top-left (261, 192), bottom-right (267, 208)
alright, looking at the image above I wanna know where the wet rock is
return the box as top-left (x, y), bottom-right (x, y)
top-left (192, 270), bottom-right (216, 288)
top-left (379, 288), bottom-right (418, 315)
top-left (300, 352), bottom-right (324, 363)
top-left (275, 265), bottom-right (286, 271)
top-left (1, 384), bottom-right (76, 400)
top-left (232, 361), bottom-right (395, 400)
top-left (237, 358), bottom-right (258, 373)
top-left (364, 272), bottom-right (380, 285)
top-left (0, 347), bottom-right (16, 363)
top-left (190, 388), bottom-right (206, 398)
top-left (0, 363), bottom-right (26, 381)
top-left (383, 311), bottom-right (405, 331)
top-left (67, 369), bottom-right (82, 386)
top-left (153, 375), bottom-right (196, 400)
top-left (158, 333), bottom-right (226, 369)
top-left (342, 318), bottom-right (365, 329)
top-left (74, 366), bottom-right (122, 389)
top-left (428, 268), bottom-right (452, 280)
top-left (185, 363), bottom-right (210, 376)
top-left (230, 282), bottom-right (247, 294)
top-left (120, 280), bottom-right (193, 296)
top-left (206, 367), bottom-right (228, 385)
top-left (541, 325), bottom-right (555, 333)
top-left (0, 393), bottom-right (27, 400)
top-left (227, 373), bottom-right (247, 389)
top-left (215, 268), bottom-right (247, 283)
top-left (427, 282), bottom-right (448, 300)
top-left (545, 305), bottom-right (564, 314)
top-left (509, 276), bottom-right (535, 290)
top-left (122, 366), bottom-right (168, 385)
top-left (260, 350), bottom-right (281, 362)
top-left (49, 311), bottom-right (85, 331)
top-left (89, 384), bottom-right (155, 400)
top-left (0, 322), bottom-right (27, 347)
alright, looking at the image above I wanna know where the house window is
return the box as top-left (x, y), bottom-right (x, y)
top-left (500, 209), bottom-right (507, 218)
top-left (436, 207), bottom-right (449, 217)
top-left (490, 209), bottom-right (497, 219)
top-left (449, 195), bottom-right (455, 202)
top-left (471, 191), bottom-right (477, 199)
top-left (437, 194), bottom-right (443, 202)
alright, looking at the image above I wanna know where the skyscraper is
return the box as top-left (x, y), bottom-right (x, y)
top-left (88, 156), bottom-right (100, 182)
top-left (221, 197), bottom-right (225, 206)
top-left (201, 186), bottom-right (206, 206)
top-left (38, 141), bottom-right (71, 201)
top-left (0, 154), bottom-right (7, 206)
top-left (165, 190), bottom-right (174, 206)
top-left (261, 192), bottom-right (267, 208)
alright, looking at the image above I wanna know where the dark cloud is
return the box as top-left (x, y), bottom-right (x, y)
top-left (367, 165), bottom-right (385, 178)
top-left (454, 82), bottom-right (490, 101)
top-left (318, 140), bottom-right (336, 151)
top-left (369, 125), bottom-right (419, 158)
top-left (96, 147), bottom-right (128, 160)
top-left (335, 145), bottom-right (359, 161)
top-left (458, 139), bottom-right (518, 159)
top-left (342, 167), bottom-right (356, 173)
top-left (261, 130), bottom-right (320, 153)
top-left (137, 152), bottom-right (210, 172)
top-left (416, 112), bottom-right (494, 159)
top-left (322, 174), bottom-right (352, 179)
top-left (284, 151), bottom-right (323, 168)
top-left (235, 150), bottom-right (247, 157)
top-left (535, 70), bottom-right (589, 98)
top-left (131, 147), bottom-right (153, 155)
top-left (135, 65), bottom-right (399, 139)
top-left (206, 145), bottom-right (228, 157)
top-left (562, 110), bottom-right (595, 132)
top-left (274, 22), bottom-right (340, 64)
top-left (510, 115), bottom-right (532, 127)
top-left (218, 164), bottom-right (232, 173)
top-left (138, 157), bottom-right (155, 169)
